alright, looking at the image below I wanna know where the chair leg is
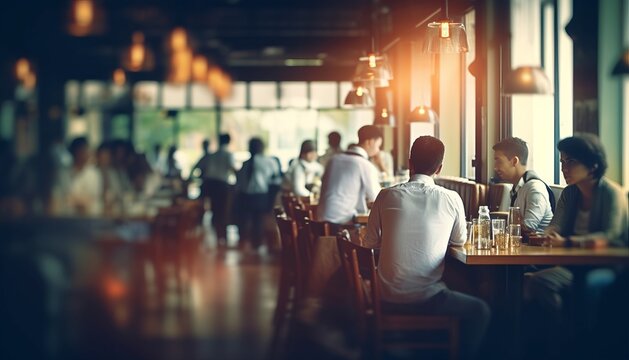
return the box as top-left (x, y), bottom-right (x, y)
top-left (449, 321), bottom-right (460, 360)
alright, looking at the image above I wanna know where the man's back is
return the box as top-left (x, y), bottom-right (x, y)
top-left (317, 147), bottom-right (380, 224)
top-left (366, 174), bottom-right (467, 303)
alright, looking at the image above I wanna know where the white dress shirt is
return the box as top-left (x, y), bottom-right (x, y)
top-left (512, 171), bottom-right (554, 233)
top-left (366, 174), bottom-right (467, 303)
top-left (282, 159), bottom-right (324, 197)
top-left (316, 146), bottom-right (381, 224)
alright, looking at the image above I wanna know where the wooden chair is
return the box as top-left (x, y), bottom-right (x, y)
top-left (270, 215), bottom-right (309, 358)
top-left (337, 231), bottom-right (460, 359)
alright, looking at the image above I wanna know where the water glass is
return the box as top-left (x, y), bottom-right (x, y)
top-left (508, 224), bottom-right (522, 248)
top-left (508, 206), bottom-right (522, 226)
top-left (467, 219), bottom-right (479, 248)
top-left (492, 219), bottom-right (507, 249)
top-left (477, 219), bottom-right (492, 250)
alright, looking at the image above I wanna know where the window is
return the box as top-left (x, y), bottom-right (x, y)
top-left (510, 0), bottom-right (573, 184)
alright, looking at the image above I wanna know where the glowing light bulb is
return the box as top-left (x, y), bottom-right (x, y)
top-left (356, 86), bottom-right (364, 96)
top-left (74, 0), bottom-right (94, 26)
top-left (368, 54), bottom-right (377, 68)
top-left (440, 21), bottom-right (450, 38)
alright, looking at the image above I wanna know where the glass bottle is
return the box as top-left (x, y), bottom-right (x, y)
top-left (477, 205), bottom-right (492, 250)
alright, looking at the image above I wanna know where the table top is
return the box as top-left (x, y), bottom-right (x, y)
top-left (354, 213), bottom-right (369, 224)
top-left (448, 245), bottom-right (629, 266)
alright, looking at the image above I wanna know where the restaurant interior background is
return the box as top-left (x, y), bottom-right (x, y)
top-left (0, 0), bottom-right (627, 359)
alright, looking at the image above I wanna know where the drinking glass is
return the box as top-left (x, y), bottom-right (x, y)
top-left (467, 219), bottom-right (479, 248)
top-left (508, 224), bottom-right (522, 248)
top-left (492, 219), bottom-right (507, 250)
top-left (508, 206), bottom-right (522, 226)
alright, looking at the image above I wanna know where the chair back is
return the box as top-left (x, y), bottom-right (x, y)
top-left (275, 215), bottom-right (308, 299)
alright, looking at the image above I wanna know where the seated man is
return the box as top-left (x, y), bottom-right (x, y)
top-left (366, 136), bottom-right (490, 359)
top-left (493, 137), bottom-right (554, 234)
top-left (316, 125), bottom-right (382, 224)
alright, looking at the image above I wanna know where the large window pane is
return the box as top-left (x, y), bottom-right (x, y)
top-left (311, 82), bottom-right (338, 109)
top-left (280, 82), bottom-right (308, 108)
top-left (162, 84), bottom-right (187, 109)
top-left (191, 84), bottom-right (216, 108)
top-left (222, 82), bottom-right (247, 108)
top-left (134, 110), bottom-right (174, 154)
top-left (250, 82), bottom-right (278, 108)
top-left (134, 81), bottom-right (160, 108)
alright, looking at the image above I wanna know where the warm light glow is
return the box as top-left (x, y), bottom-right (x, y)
top-left (113, 68), bottom-right (125, 85)
top-left (129, 44), bottom-right (146, 71)
top-left (418, 106), bottom-right (426, 115)
top-left (15, 58), bottom-right (30, 80)
top-left (207, 67), bottom-right (233, 100)
top-left (170, 27), bottom-right (188, 51)
top-left (368, 54), bottom-right (377, 68)
top-left (74, 0), bottom-right (94, 26)
top-left (192, 55), bottom-right (209, 83)
top-left (440, 21), bottom-right (450, 38)
top-left (103, 276), bottom-right (127, 300)
top-left (169, 47), bottom-right (193, 84)
top-left (23, 72), bottom-right (37, 89)
top-left (520, 70), bottom-right (532, 83)
top-left (356, 86), bottom-right (364, 96)
top-left (381, 108), bottom-right (388, 118)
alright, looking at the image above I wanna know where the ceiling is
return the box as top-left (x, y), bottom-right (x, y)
top-left (2, 0), bottom-right (403, 82)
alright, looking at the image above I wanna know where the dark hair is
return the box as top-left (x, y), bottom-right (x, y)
top-left (492, 137), bottom-right (529, 165)
top-left (68, 137), bottom-right (88, 156)
top-left (249, 137), bottom-right (265, 156)
top-left (328, 131), bottom-right (341, 147)
top-left (557, 133), bottom-right (607, 179)
top-left (410, 136), bottom-right (445, 175)
top-left (219, 133), bottom-right (231, 146)
top-left (357, 125), bottom-right (383, 144)
top-left (202, 139), bottom-right (210, 150)
top-left (299, 140), bottom-right (316, 158)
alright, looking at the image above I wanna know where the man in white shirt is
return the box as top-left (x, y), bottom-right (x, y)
top-left (366, 136), bottom-right (489, 359)
top-left (317, 126), bottom-right (382, 224)
top-left (493, 137), bottom-right (554, 234)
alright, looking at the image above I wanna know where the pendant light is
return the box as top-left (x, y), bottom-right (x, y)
top-left (353, 0), bottom-right (393, 88)
top-left (612, 49), bottom-right (629, 75)
top-left (504, 66), bottom-right (552, 94)
top-left (424, 0), bottom-right (469, 53)
top-left (122, 32), bottom-right (155, 72)
top-left (409, 105), bottom-right (439, 123)
top-left (344, 82), bottom-right (374, 107)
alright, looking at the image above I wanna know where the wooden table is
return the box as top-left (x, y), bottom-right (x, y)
top-left (354, 213), bottom-right (369, 224)
top-left (448, 245), bottom-right (629, 358)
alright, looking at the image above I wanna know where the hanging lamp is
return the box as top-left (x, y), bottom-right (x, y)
top-left (612, 49), bottom-right (629, 75)
top-left (504, 66), bottom-right (552, 94)
top-left (344, 82), bottom-right (374, 107)
top-left (424, 0), bottom-right (469, 53)
top-left (409, 105), bottom-right (439, 123)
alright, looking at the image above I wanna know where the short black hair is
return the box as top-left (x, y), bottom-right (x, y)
top-left (68, 137), bottom-right (88, 156)
top-left (328, 131), bottom-right (341, 147)
top-left (219, 133), bottom-right (231, 146)
top-left (557, 133), bottom-right (607, 179)
top-left (249, 137), bottom-right (265, 155)
top-left (410, 136), bottom-right (445, 175)
top-left (492, 137), bottom-right (529, 165)
top-left (357, 125), bottom-right (383, 144)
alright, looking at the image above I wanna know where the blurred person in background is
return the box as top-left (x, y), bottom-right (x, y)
top-left (317, 125), bottom-right (382, 224)
top-left (189, 139), bottom-right (212, 202)
top-left (318, 131), bottom-right (343, 168)
top-left (235, 137), bottom-right (280, 251)
top-left (282, 140), bottom-right (324, 197)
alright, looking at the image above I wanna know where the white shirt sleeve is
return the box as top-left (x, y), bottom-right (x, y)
top-left (291, 163), bottom-right (310, 197)
top-left (365, 163), bottom-right (382, 203)
top-left (449, 194), bottom-right (467, 246)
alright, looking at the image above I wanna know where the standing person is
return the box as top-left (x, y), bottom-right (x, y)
top-left (318, 131), bottom-right (343, 168)
top-left (365, 136), bottom-right (490, 359)
top-left (492, 137), bottom-right (554, 234)
top-left (317, 125), bottom-right (382, 224)
top-left (236, 137), bottom-right (280, 250)
top-left (205, 134), bottom-right (237, 246)
top-left (189, 139), bottom-right (212, 202)
top-left (282, 140), bottom-right (324, 197)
